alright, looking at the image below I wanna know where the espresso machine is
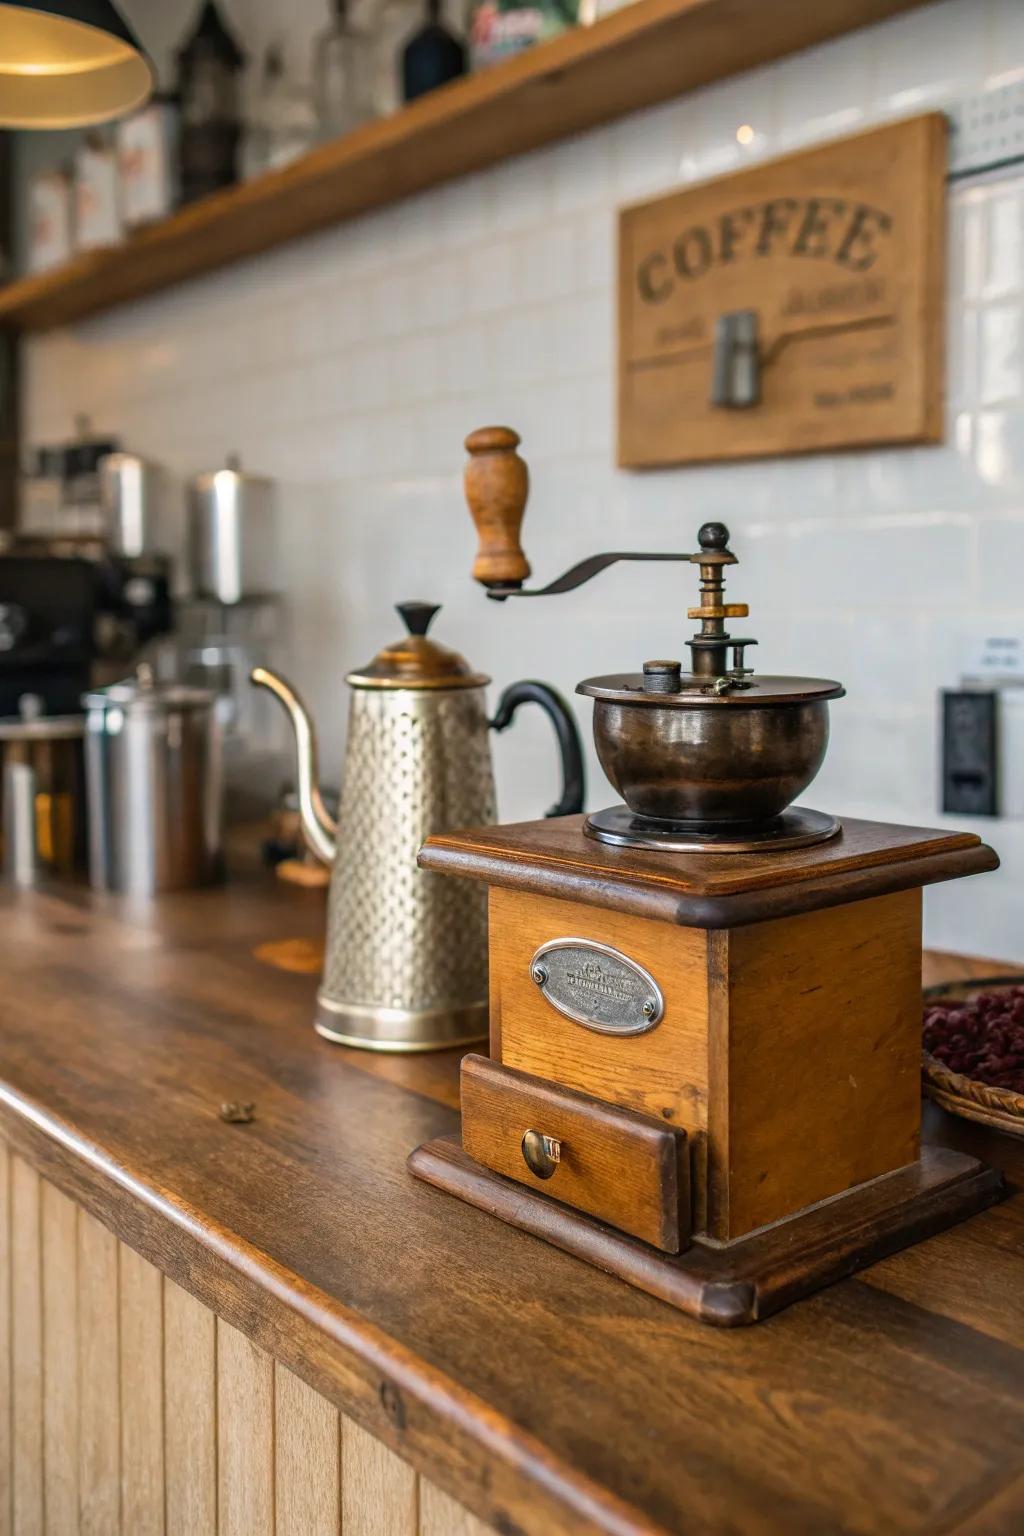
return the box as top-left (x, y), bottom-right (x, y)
top-left (409, 427), bottom-right (1004, 1326)
top-left (15, 443), bottom-right (175, 673)
top-left (0, 554), bottom-right (96, 716)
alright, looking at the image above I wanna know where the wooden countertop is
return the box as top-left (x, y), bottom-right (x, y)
top-left (0, 870), bottom-right (1022, 1536)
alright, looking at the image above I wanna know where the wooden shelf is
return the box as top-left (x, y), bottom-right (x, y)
top-left (0, 0), bottom-right (929, 333)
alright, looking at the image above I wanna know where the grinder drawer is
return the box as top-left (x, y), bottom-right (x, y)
top-left (460, 1054), bottom-right (690, 1253)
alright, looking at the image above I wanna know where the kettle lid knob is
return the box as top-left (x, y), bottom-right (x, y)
top-left (396, 601), bottom-right (441, 637)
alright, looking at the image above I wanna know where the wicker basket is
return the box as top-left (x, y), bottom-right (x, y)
top-left (923, 976), bottom-right (1024, 1137)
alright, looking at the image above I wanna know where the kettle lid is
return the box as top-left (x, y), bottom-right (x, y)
top-left (346, 602), bottom-right (489, 690)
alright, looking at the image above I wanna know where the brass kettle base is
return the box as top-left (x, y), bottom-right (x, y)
top-left (314, 993), bottom-right (488, 1054)
top-left (584, 804), bottom-right (841, 854)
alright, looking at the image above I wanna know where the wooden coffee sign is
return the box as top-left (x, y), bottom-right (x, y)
top-left (618, 114), bottom-right (946, 467)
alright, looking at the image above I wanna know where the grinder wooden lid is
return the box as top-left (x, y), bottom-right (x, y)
top-left (418, 814), bottom-right (998, 929)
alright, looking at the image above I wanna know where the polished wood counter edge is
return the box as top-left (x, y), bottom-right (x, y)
top-left (420, 813), bottom-right (999, 927)
top-left (0, 875), bottom-right (1022, 1536)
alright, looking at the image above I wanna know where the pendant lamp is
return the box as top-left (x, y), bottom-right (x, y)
top-left (0, 0), bottom-right (154, 128)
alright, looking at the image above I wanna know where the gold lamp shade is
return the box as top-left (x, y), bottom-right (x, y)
top-left (0, 0), bottom-right (154, 128)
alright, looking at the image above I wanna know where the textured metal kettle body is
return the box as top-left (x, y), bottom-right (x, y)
top-left (250, 606), bottom-right (584, 1052)
top-left (315, 683), bottom-right (495, 1050)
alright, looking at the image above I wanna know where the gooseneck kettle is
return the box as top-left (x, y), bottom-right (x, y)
top-left (252, 600), bottom-right (584, 1051)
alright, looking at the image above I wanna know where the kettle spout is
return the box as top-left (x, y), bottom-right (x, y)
top-left (250, 667), bottom-right (337, 866)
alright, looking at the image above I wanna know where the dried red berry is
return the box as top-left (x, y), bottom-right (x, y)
top-left (923, 985), bottom-right (1024, 1093)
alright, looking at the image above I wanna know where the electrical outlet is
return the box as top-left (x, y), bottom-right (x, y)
top-left (942, 690), bottom-right (998, 817)
top-left (948, 79), bottom-right (1024, 179)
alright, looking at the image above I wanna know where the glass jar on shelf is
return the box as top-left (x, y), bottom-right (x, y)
top-left (468, 0), bottom-right (580, 70)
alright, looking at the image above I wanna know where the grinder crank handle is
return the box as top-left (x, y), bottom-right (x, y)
top-left (490, 680), bottom-right (585, 818)
top-left (463, 427), bottom-right (732, 598)
top-left (464, 426), bottom-right (532, 590)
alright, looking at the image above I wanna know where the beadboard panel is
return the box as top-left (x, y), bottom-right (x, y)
top-left (342, 1418), bottom-right (418, 1536)
top-left (1, 1140), bottom-right (493, 1535)
top-left (217, 1321), bottom-right (275, 1536)
top-left (274, 1363), bottom-right (341, 1536)
top-left (0, 1143), bottom-right (11, 1536)
top-left (119, 1245), bottom-right (166, 1536)
top-left (11, 1156), bottom-right (43, 1536)
top-left (41, 1183), bottom-right (79, 1536)
top-left (164, 1278), bottom-right (217, 1536)
top-left (78, 1210), bottom-right (121, 1535)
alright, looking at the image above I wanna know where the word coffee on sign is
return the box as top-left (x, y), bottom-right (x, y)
top-left (617, 115), bottom-right (946, 467)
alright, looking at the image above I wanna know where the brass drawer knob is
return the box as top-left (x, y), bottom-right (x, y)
top-left (521, 1129), bottom-right (561, 1179)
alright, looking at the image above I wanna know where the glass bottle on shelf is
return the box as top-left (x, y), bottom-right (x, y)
top-left (311, 0), bottom-right (376, 141)
top-left (244, 45), bottom-right (317, 178)
top-left (371, 0), bottom-right (425, 116)
top-left (402, 0), bottom-right (466, 102)
top-left (176, 0), bottom-right (246, 202)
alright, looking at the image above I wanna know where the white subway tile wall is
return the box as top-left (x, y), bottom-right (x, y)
top-left (19, 0), bottom-right (1024, 958)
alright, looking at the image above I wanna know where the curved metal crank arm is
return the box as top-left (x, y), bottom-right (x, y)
top-left (485, 551), bottom-right (695, 600)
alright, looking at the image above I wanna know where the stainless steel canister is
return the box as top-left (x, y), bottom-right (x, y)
top-left (99, 452), bottom-right (165, 558)
top-left (188, 456), bottom-right (276, 604)
top-left (84, 667), bottom-right (223, 894)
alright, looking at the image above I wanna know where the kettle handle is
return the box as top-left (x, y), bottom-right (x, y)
top-left (490, 680), bottom-right (585, 818)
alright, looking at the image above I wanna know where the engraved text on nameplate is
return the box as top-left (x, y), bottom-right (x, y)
top-left (530, 939), bottom-right (664, 1035)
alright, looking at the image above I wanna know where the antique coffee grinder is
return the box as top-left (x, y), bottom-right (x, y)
top-left (409, 427), bottom-right (1004, 1326)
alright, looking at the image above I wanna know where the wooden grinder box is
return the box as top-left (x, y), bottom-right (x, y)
top-left (410, 815), bottom-right (1002, 1325)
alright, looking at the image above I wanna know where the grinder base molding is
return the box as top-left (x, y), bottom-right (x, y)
top-left (410, 1137), bottom-right (999, 1328)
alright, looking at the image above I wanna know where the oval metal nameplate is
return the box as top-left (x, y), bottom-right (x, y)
top-left (529, 939), bottom-right (664, 1036)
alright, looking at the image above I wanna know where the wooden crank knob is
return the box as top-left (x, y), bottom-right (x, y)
top-left (464, 426), bottom-right (531, 590)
